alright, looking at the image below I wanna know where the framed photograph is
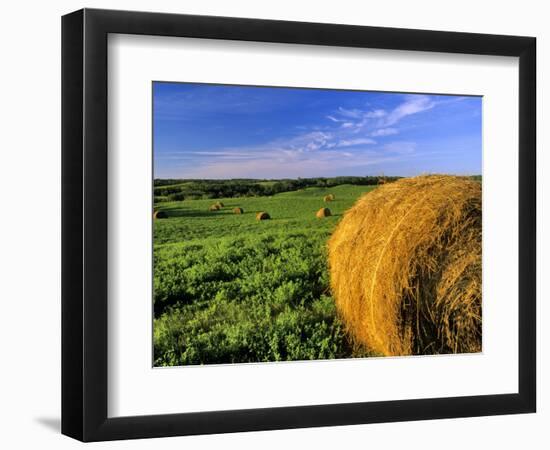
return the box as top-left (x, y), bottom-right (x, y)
top-left (62, 8), bottom-right (536, 441)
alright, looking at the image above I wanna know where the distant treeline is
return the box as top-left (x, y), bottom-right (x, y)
top-left (153, 175), bottom-right (482, 202)
top-left (153, 176), bottom-right (400, 202)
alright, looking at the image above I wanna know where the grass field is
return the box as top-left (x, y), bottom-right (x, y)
top-left (153, 183), bottom-right (377, 366)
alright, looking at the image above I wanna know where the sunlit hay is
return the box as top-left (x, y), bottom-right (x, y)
top-left (328, 175), bottom-right (482, 356)
top-left (209, 204), bottom-right (221, 211)
top-left (153, 210), bottom-right (168, 219)
top-left (233, 207), bottom-right (244, 214)
top-left (324, 194), bottom-right (335, 202)
top-left (256, 212), bottom-right (270, 221)
top-left (316, 207), bottom-right (332, 218)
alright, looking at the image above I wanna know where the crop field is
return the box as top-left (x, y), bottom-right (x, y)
top-left (151, 84), bottom-right (483, 364)
top-left (153, 183), bottom-right (377, 366)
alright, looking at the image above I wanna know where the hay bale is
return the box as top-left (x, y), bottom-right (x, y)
top-left (316, 207), bottom-right (332, 218)
top-left (378, 178), bottom-right (386, 185)
top-left (328, 175), bottom-right (481, 356)
top-left (153, 210), bottom-right (168, 219)
top-left (215, 201), bottom-right (224, 208)
top-left (209, 204), bottom-right (221, 211)
top-left (256, 211), bottom-right (270, 221)
top-left (233, 207), bottom-right (244, 214)
top-left (324, 194), bottom-right (335, 202)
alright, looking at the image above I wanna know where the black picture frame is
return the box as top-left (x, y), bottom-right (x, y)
top-left (61, 8), bottom-right (536, 442)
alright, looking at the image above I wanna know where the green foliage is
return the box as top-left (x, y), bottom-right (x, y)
top-left (153, 176), bottom-right (396, 203)
top-left (153, 184), bottom-right (377, 366)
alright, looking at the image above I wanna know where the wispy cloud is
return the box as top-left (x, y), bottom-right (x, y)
top-left (258, 95), bottom-right (437, 156)
top-left (337, 138), bottom-right (376, 147)
top-left (365, 109), bottom-right (387, 119)
top-left (383, 95), bottom-right (436, 126)
top-left (337, 107), bottom-right (364, 119)
top-left (327, 94), bottom-right (439, 135)
top-left (154, 85), bottom-right (481, 179)
top-left (157, 95), bottom-right (442, 177)
top-left (157, 133), bottom-right (418, 179)
top-left (166, 148), bottom-right (403, 179)
top-left (370, 127), bottom-right (399, 137)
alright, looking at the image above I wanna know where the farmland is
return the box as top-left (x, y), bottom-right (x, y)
top-left (153, 182), bottom-right (377, 366)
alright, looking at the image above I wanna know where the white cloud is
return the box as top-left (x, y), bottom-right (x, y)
top-left (370, 127), bottom-right (399, 137)
top-left (287, 131), bottom-right (333, 152)
top-left (337, 138), bottom-right (376, 147)
top-left (364, 109), bottom-right (387, 118)
top-left (168, 147), bottom-right (401, 179)
top-left (383, 95), bottom-right (436, 126)
top-left (158, 94), bottom-right (446, 178)
top-left (328, 95), bottom-right (437, 136)
top-left (337, 107), bottom-right (364, 119)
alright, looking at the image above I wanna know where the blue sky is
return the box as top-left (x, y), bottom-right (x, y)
top-left (153, 82), bottom-right (481, 179)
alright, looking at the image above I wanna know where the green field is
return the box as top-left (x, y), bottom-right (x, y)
top-left (153, 183), bottom-right (377, 366)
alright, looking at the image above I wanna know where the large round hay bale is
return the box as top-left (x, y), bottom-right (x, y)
top-left (233, 207), bottom-right (244, 214)
top-left (316, 207), bottom-right (332, 218)
top-left (153, 210), bottom-right (168, 219)
top-left (215, 201), bottom-right (225, 208)
top-left (328, 175), bottom-right (481, 356)
top-left (324, 194), bottom-right (335, 202)
top-left (256, 211), bottom-right (270, 220)
top-left (209, 204), bottom-right (221, 211)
